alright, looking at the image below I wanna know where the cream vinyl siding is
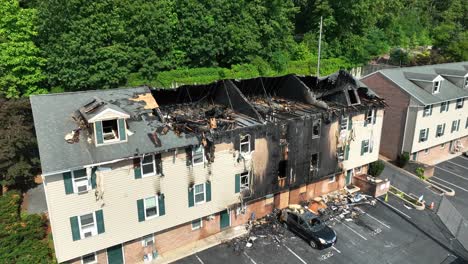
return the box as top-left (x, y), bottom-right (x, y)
top-left (410, 99), bottom-right (468, 153)
top-left (342, 109), bottom-right (383, 171)
top-left (44, 143), bottom-right (245, 263)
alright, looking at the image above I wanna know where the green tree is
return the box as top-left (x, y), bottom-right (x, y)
top-left (0, 0), bottom-right (46, 98)
top-left (0, 97), bottom-right (40, 195)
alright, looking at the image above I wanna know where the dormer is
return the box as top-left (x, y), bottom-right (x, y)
top-left (79, 97), bottom-right (130, 146)
top-left (434, 68), bottom-right (468, 89)
top-left (404, 72), bottom-right (444, 95)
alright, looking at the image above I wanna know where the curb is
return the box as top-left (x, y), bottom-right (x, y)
top-left (427, 179), bottom-right (456, 196)
top-left (389, 186), bottom-right (425, 210)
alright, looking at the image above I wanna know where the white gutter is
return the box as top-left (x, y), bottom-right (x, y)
top-left (41, 156), bottom-right (132, 177)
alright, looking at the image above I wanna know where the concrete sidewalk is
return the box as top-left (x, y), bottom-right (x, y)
top-left (152, 225), bottom-right (249, 264)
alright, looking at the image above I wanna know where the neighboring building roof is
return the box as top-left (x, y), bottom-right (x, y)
top-left (371, 62), bottom-right (468, 105)
top-left (30, 87), bottom-right (198, 175)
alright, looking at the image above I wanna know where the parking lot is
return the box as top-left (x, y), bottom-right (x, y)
top-left (432, 155), bottom-right (468, 220)
top-left (176, 202), bottom-right (458, 264)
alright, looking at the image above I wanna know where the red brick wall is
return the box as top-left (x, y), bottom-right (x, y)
top-left (416, 136), bottom-right (468, 165)
top-left (362, 73), bottom-right (411, 160)
top-left (68, 249), bottom-right (107, 264)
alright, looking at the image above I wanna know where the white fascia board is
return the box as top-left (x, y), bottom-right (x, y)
top-left (88, 108), bottom-right (130, 123)
top-left (432, 75), bottom-right (444, 82)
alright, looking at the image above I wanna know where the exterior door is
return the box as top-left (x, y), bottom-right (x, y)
top-left (220, 210), bottom-right (230, 229)
top-left (346, 169), bottom-right (353, 185)
top-left (107, 244), bottom-right (124, 264)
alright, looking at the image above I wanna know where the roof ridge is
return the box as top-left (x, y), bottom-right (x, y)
top-left (30, 86), bottom-right (149, 97)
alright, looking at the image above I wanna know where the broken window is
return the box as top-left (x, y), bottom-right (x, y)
top-left (365, 109), bottom-right (376, 125)
top-left (240, 171), bottom-right (249, 190)
top-left (102, 119), bottom-right (119, 142)
top-left (312, 120), bottom-right (321, 138)
top-left (194, 183), bottom-right (206, 204)
top-left (72, 169), bottom-right (89, 193)
top-left (278, 160), bottom-right (287, 178)
top-left (310, 153), bottom-right (319, 171)
top-left (79, 213), bottom-right (97, 238)
top-left (192, 145), bottom-right (204, 165)
top-left (347, 89), bottom-right (359, 105)
top-left (144, 196), bottom-right (158, 219)
top-left (240, 135), bottom-right (250, 154)
top-left (340, 116), bottom-right (348, 131)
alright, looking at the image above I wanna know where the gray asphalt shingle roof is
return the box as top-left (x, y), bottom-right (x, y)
top-left (378, 62), bottom-right (468, 105)
top-left (30, 87), bottom-right (197, 175)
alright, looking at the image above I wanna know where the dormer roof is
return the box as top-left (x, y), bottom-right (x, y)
top-left (79, 97), bottom-right (130, 123)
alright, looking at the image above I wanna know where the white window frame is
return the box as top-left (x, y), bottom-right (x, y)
top-left (433, 81), bottom-right (441, 94)
top-left (354, 166), bottom-right (362, 174)
top-left (328, 175), bottom-right (336, 183)
top-left (436, 124), bottom-right (445, 137)
top-left (340, 116), bottom-right (349, 131)
top-left (456, 98), bottom-right (464, 109)
top-left (419, 128), bottom-right (428, 142)
top-left (143, 196), bottom-right (159, 220)
top-left (363, 140), bottom-right (370, 153)
top-left (441, 143), bottom-right (445, 149)
top-left (141, 154), bottom-right (157, 177)
top-left (452, 119), bottom-right (460, 133)
top-left (191, 218), bottom-right (203, 230)
top-left (78, 212), bottom-right (97, 239)
top-left (141, 234), bottom-right (154, 247)
top-left (424, 148), bottom-right (430, 155)
top-left (423, 105), bottom-right (432, 116)
top-left (192, 145), bottom-right (205, 166)
top-left (81, 252), bottom-right (97, 264)
top-left (240, 135), bottom-right (251, 155)
top-left (101, 119), bottom-right (120, 143)
top-left (365, 109), bottom-right (375, 124)
top-left (440, 101), bottom-right (449, 112)
top-left (193, 183), bottom-right (206, 205)
top-left (72, 169), bottom-right (91, 194)
top-left (240, 171), bottom-right (250, 190)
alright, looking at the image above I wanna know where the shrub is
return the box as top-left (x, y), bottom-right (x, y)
top-left (416, 167), bottom-right (425, 180)
top-left (368, 160), bottom-right (385, 177)
top-left (397, 152), bottom-right (410, 168)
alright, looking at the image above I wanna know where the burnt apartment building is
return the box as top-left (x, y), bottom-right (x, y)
top-left (30, 70), bottom-right (384, 264)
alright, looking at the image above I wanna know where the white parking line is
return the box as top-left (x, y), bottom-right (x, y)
top-left (284, 245), bottom-right (308, 264)
top-left (436, 166), bottom-right (468, 181)
top-left (341, 222), bottom-right (368, 240)
top-left (432, 177), bottom-right (468, 193)
top-left (364, 213), bottom-right (391, 229)
top-left (457, 155), bottom-right (468, 161)
top-left (378, 198), bottom-right (412, 219)
top-left (243, 252), bottom-right (258, 264)
top-left (195, 254), bottom-right (205, 264)
top-left (332, 246), bottom-right (341, 254)
top-left (446, 160), bottom-right (468, 170)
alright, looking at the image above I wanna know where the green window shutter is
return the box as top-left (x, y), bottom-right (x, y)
top-left (134, 158), bottom-right (142, 179)
top-left (95, 121), bottom-right (104, 144)
top-left (429, 105), bottom-right (433, 116)
top-left (206, 181), bottom-right (212, 202)
top-left (95, 209), bottom-right (105, 234)
top-left (360, 141), bottom-right (365, 156)
top-left (188, 188), bottom-right (194, 207)
top-left (137, 199), bottom-right (145, 222)
top-left (373, 110), bottom-right (377, 124)
top-left (118, 119), bottom-right (126, 141)
top-left (91, 167), bottom-right (97, 189)
top-left (63, 172), bottom-right (74, 194)
top-left (158, 194), bottom-right (165, 216)
top-left (235, 174), bottom-right (240, 193)
top-left (348, 116), bottom-right (353, 130)
top-left (345, 145), bottom-right (350, 160)
top-left (70, 216), bottom-right (80, 241)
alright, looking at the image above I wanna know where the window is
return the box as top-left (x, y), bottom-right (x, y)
top-left (362, 140), bottom-right (370, 154)
top-left (194, 183), bottom-right (206, 204)
top-left (433, 81), bottom-right (441, 94)
top-left (328, 175), bottom-right (336, 183)
top-left (354, 166), bottom-right (362, 174)
top-left (365, 109), bottom-right (375, 125)
top-left (191, 218), bottom-right (203, 230)
top-left (73, 169), bottom-right (90, 193)
top-left (424, 148), bottom-right (429, 155)
top-left (440, 101), bottom-right (449, 113)
top-left (340, 116), bottom-right (349, 131)
top-left (81, 252), bottom-right (97, 264)
top-left (312, 120), bottom-right (321, 138)
top-left (192, 145), bottom-right (205, 165)
top-left (436, 124), bottom-right (445, 137)
top-left (348, 89), bottom-right (359, 105)
top-left (141, 234), bottom-right (154, 247)
top-left (240, 135), bottom-right (250, 154)
top-left (451, 120), bottom-right (460, 133)
top-left (337, 146), bottom-right (344, 161)
top-left (141, 155), bottom-right (156, 177)
top-left (144, 196), bottom-right (158, 219)
top-left (456, 98), bottom-right (464, 109)
top-left (441, 143), bottom-right (445, 149)
top-left (464, 77), bottom-right (468, 89)
top-left (310, 153), bottom-right (319, 171)
top-left (102, 119), bottom-right (119, 142)
top-left (240, 171), bottom-right (249, 190)
top-left (423, 105), bottom-right (432, 117)
top-left (419, 128), bottom-right (429, 142)
top-left (79, 213), bottom-right (97, 238)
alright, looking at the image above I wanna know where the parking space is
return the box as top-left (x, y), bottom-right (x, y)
top-left (433, 155), bottom-right (468, 219)
top-left (175, 202), bottom-right (455, 264)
